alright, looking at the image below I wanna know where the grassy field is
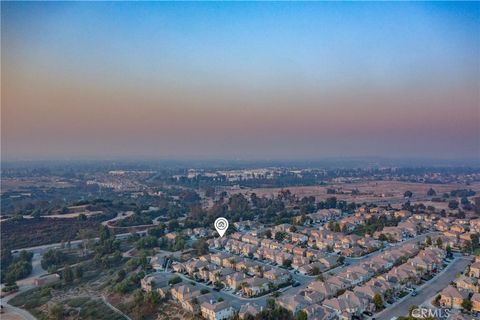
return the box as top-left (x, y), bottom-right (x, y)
top-left (9, 288), bottom-right (124, 320)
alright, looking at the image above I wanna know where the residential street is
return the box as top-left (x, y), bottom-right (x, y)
top-left (376, 255), bottom-right (473, 320)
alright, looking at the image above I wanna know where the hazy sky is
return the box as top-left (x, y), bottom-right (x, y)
top-left (2, 2), bottom-right (479, 161)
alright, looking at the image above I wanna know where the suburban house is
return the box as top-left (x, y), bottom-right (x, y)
top-left (277, 292), bottom-right (310, 315)
top-left (439, 285), bottom-right (469, 309)
top-left (264, 268), bottom-right (290, 286)
top-left (200, 300), bottom-right (235, 320)
top-left (469, 262), bottom-right (480, 278)
top-left (302, 304), bottom-right (336, 320)
top-left (226, 272), bottom-right (249, 289)
top-left (456, 275), bottom-right (478, 292)
top-left (242, 277), bottom-right (269, 297)
top-left (182, 293), bottom-right (215, 314)
top-left (171, 283), bottom-right (202, 303)
top-left (323, 291), bottom-right (369, 319)
top-left (472, 293), bottom-right (480, 312)
top-left (238, 302), bottom-right (263, 319)
top-left (307, 280), bottom-right (338, 299)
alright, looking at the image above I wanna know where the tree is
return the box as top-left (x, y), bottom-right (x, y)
top-left (49, 303), bottom-right (64, 320)
top-left (266, 298), bottom-right (276, 310)
top-left (99, 225), bottom-right (111, 242)
top-left (427, 188), bottom-right (436, 196)
top-left (195, 239), bottom-right (209, 256)
top-left (296, 310), bottom-right (307, 320)
top-left (75, 265), bottom-right (83, 279)
top-left (384, 289), bottom-right (393, 301)
top-left (265, 229), bottom-right (272, 239)
top-left (147, 226), bottom-right (165, 238)
top-left (42, 249), bottom-right (66, 270)
top-left (333, 223), bottom-right (341, 233)
top-left (373, 293), bottom-right (384, 310)
top-left (144, 290), bottom-right (160, 305)
top-left (135, 236), bottom-right (159, 250)
top-left (436, 237), bottom-right (443, 248)
top-left (168, 219), bottom-right (180, 231)
top-left (404, 191), bottom-right (413, 198)
top-left (464, 240), bottom-right (473, 253)
top-left (63, 264), bottom-right (73, 284)
top-left (448, 200), bottom-right (459, 209)
top-left (471, 233), bottom-right (479, 250)
top-left (282, 259), bottom-right (292, 268)
top-left (275, 231), bottom-right (287, 242)
top-left (462, 298), bottom-right (472, 311)
top-left (426, 236), bottom-right (432, 246)
top-left (446, 245), bottom-right (453, 258)
top-left (117, 269), bottom-right (127, 282)
top-left (205, 186), bottom-right (215, 198)
top-left (310, 266), bottom-right (321, 276)
top-left (168, 275), bottom-right (182, 285)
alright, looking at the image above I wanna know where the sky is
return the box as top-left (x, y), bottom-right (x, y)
top-left (2, 2), bottom-right (479, 161)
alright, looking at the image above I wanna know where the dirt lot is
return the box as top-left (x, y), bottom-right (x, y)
top-left (230, 180), bottom-right (480, 204)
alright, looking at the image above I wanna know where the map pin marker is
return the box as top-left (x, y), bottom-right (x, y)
top-left (214, 217), bottom-right (229, 237)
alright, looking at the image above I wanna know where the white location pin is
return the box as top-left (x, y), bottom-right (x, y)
top-left (214, 217), bottom-right (229, 237)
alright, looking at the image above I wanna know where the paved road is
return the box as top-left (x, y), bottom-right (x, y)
top-left (101, 211), bottom-right (134, 226)
top-left (1, 284), bottom-right (37, 320)
top-left (376, 255), bottom-right (472, 320)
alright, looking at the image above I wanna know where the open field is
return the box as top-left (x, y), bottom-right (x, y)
top-left (1, 214), bottom-right (114, 250)
top-left (1, 177), bottom-right (75, 193)
top-left (230, 180), bottom-right (480, 204)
